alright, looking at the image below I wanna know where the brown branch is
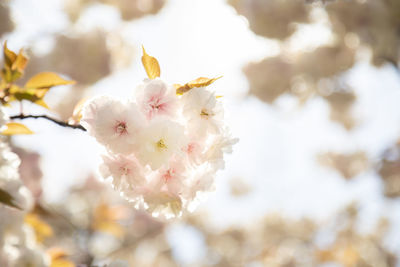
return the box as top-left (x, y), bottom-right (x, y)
top-left (10, 114), bottom-right (86, 131)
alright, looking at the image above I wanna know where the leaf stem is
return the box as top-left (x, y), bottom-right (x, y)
top-left (9, 114), bottom-right (86, 131)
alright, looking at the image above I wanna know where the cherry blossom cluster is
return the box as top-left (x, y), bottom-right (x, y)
top-left (81, 78), bottom-right (237, 217)
top-left (0, 108), bottom-right (49, 267)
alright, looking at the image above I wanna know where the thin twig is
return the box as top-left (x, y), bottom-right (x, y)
top-left (9, 114), bottom-right (86, 131)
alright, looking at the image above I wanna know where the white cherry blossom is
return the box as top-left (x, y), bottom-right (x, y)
top-left (81, 96), bottom-right (145, 154)
top-left (182, 87), bottom-right (224, 137)
top-left (136, 119), bottom-right (186, 170)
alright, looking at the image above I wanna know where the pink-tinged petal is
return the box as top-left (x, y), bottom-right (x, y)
top-left (135, 78), bottom-right (179, 120)
top-left (81, 96), bottom-right (145, 154)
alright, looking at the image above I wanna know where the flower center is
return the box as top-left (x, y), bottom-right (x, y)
top-left (120, 166), bottom-right (130, 175)
top-left (115, 121), bottom-right (128, 135)
top-left (162, 169), bottom-right (173, 182)
top-left (156, 139), bottom-right (168, 151)
top-left (149, 96), bottom-right (163, 110)
top-left (200, 109), bottom-right (213, 119)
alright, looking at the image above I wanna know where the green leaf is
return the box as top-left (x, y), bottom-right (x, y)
top-left (0, 187), bottom-right (21, 210)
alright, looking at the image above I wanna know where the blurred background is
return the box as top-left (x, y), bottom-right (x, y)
top-left (1, 0), bottom-right (400, 266)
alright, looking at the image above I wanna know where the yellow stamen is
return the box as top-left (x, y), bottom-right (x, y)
top-left (156, 139), bottom-right (168, 151)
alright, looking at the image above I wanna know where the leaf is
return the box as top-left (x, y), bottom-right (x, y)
top-left (2, 122), bottom-right (34, 135)
top-left (51, 259), bottom-right (75, 267)
top-left (91, 203), bottom-right (127, 238)
top-left (12, 49), bottom-right (28, 72)
top-left (141, 46), bottom-right (160, 79)
top-left (175, 76), bottom-right (222, 95)
top-left (35, 99), bottom-right (50, 109)
top-left (1, 68), bottom-right (22, 83)
top-left (47, 248), bottom-right (75, 267)
top-left (2, 42), bottom-right (28, 83)
top-left (13, 90), bottom-right (41, 102)
top-left (25, 72), bottom-right (75, 89)
top-left (9, 86), bottom-right (50, 109)
top-left (0, 187), bottom-right (21, 210)
top-left (3, 41), bottom-right (17, 68)
top-left (25, 213), bottom-right (54, 243)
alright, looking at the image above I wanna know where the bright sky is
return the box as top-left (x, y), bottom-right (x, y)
top-left (3, 0), bottom-right (400, 262)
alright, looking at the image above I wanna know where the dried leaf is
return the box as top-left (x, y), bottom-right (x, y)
top-left (141, 46), bottom-right (160, 79)
top-left (2, 122), bottom-right (34, 135)
top-left (25, 72), bottom-right (75, 89)
top-left (176, 76), bottom-right (222, 95)
top-left (0, 187), bottom-right (21, 210)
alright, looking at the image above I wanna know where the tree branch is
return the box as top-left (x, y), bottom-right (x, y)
top-left (9, 114), bottom-right (86, 131)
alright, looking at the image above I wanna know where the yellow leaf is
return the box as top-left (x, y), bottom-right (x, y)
top-left (3, 41), bottom-right (17, 68)
top-left (12, 49), bottom-right (28, 72)
top-left (2, 122), bottom-right (33, 135)
top-left (47, 248), bottom-right (69, 261)
top-left (51, 259), bottom-right (75, 267)
top-left (9, 86), bottom-right (50, 109)
top-left (25, 72), bottom-right (75, 89)
top-left (91, 203), bottom-right (127, 238)
top-left (35, 99), bottom-right (50, 109)
top-left (93, 221), bottom-right (124, 238)
top-left (25, 213), bottom-right (53, 243)
top-left (176, 76), bottom-right (222, 95)
top-left (141, 46), bottom-right (160, 79)
top-left (1, 42), bottom-right (28, 83)
top-left (34, 88), bottom-right (50, 99)
top-left (47, 248), bottom-right (75, 267)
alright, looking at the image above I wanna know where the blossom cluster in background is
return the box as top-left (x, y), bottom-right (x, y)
top-left (0, 108), bottom-right (49, 267)
top-left (82, 76), bottom-right (237, 218)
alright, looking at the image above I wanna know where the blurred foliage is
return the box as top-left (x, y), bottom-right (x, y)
top-left (326, 0), bottom-right (400, 66)
top-left (24, 177), bottom-right (397, 266)
top-left (378, 140), bottom-right (400, 198)
top-left (231, 0), bottom-right (400, 201)
top-left (0, 3), bottom-right (13, 37)
top-left (231, 0), bottom-right (399, 128)
top-left (65, 0), bottom-right (166, 22)
top-left (318, 151), bottom-right (369, 180)
top-left (229, 0), bottom-right (310, 40)
top-left (24, 32), bottom-right (111, 86)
